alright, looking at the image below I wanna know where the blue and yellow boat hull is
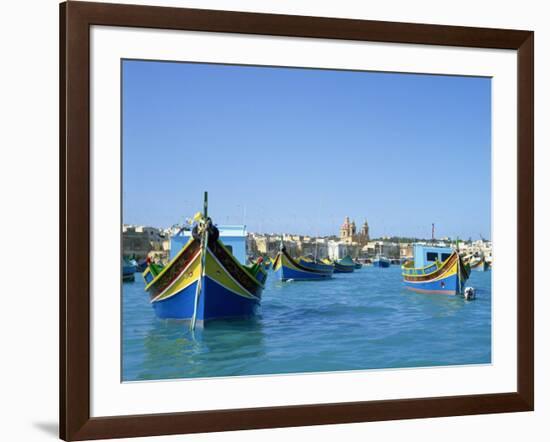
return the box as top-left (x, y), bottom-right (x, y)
top-left (401, 251), bottom-right (470, 295)
top-left (273, 249), bottom-right (334, 281)
top-left (143, 235), bottom-right (266, 323)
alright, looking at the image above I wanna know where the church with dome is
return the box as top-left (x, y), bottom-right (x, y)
top-left (339, 216), bottom-right (370, 245)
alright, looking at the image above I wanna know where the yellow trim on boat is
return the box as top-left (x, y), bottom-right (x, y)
top-left (280, 252), bottom-right (302, 271)
top-left (145, 236), bottom-right (194, 291)
top-left (152, 251), bottom-right (201, 302)
top-left (216, 240), bottom-right (266, 288)
top-left (205, 248), bottom-right (259, 299)
top-left (273, 253), bottom-right (282, 271)
top-left (401, 251), bottom-right (455, 276)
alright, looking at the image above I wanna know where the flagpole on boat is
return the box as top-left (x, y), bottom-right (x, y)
top-left (456, 237), bottom-right (462, 295)
top-left (191, 191), bottom-right (208, 331)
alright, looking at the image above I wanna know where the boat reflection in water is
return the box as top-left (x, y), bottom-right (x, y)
top-left (138, 317), bottom-right (266, 380)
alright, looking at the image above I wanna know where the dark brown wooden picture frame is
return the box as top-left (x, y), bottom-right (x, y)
top-left (60, 1), bottom-right (534, 440)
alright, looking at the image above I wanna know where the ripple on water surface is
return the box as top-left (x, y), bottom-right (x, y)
top-left (122, 265), bottom-right (492, 381)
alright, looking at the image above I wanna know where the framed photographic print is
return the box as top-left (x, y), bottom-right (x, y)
top-left (60, 1), bottom-right (534, 440)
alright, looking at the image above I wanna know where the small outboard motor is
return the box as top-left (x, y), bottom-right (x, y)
top-left (464, 287), bottom-right (476, 301)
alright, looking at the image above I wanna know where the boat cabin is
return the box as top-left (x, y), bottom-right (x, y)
top-left (413, 244), bottom-right (454, 269)
top-left (171, 224), bottom-right (248, 264)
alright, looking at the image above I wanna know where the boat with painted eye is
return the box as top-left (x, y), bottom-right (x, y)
top-left (273, 248), bottom-right (334, 281)
top-left (142, 193), bottom-right (267, 327)
top-left (401, 244), bottom-right (470, 295)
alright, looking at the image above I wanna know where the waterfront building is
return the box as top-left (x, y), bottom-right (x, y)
top-left (339, 216), bottom-right (370, 245)
top-left (299, 237), bottom-right (328, 259)
top-left (459, 239), bottom-right (493, 258)
top-left (364, 240), bottom-right (400, 259)
top-left (281, 238), bottom-right (298, 257)
top-left (313, 238), bottom-right (329, 259)
top-left (400, 243), bottom-right (414, 260)
top-left (328, 241), bottom-right (347, 260)
top-left (247, 233), bottom-right (332, 260)
top-left (248, 233), bottom-right (281, 258)
top-left (122, 225), bottom-right (167, 260)
top-left (339, 217), bottom-right (356, 241)
top-left (360, 220), bottom-right (370, 241)
top-left (328, 240), bottom-right (359, 260)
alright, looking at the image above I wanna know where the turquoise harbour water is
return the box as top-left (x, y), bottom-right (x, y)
top-left (122, 266), bottom-right (491, 381)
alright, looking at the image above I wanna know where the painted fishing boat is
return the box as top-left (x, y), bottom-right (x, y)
top-left (469, 256), bottom-right (489, 272)
top-left (354, 260), bottom-right (363, 269)
top-left (402, 244), bottom-right (470, 295)
top-left (331, 255), bottom-right (355, 273)
top-left (372, 255), bottom-right (391, 268)
top-left (273, 248), bottom-right (334, 281)
top-left (142, 193), bottom-right (267, 327)
top-left (122, 259), bottom-right (136, 282)
top-left (142, 259), bottom-right (164, 282)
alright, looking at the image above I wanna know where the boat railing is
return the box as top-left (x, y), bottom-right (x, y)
top-left (402, 263), bottom-right (438, 276)
top-left (401, 251), bottom-right (456, 276)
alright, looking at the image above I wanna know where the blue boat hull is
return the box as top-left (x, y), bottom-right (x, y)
top-left (273, 251), bottom-right (333, 281)
top-left (403, 272), bottom-right (460, 295)
top-left (274, 265), bottom-right (332, 281)
top-left (152, 277), bottom-right (260, 321)
top-left (145, 230), bottom-right (266, 324)
top-left (122, 263), bottom-right (136, 281)
top-left (402, 250), bottom-right (469, 295)
top-left (372, 260), bottom-right (390, 268)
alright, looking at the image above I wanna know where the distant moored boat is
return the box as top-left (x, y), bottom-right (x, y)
top-left (372, 255), bottom-right (391, 268)
top-left (122, 258), bottom-right (136, 282)
top-left (328, 255), bottom-right (355, 273)
top-left (273, 247), bottom-right (334, 281)
top-left (469, 256), bottom-right (489, 272)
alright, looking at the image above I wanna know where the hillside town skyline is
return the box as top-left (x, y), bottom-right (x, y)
top-left (122, 215), bottom-right (492, 265)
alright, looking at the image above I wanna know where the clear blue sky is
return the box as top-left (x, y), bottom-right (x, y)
top-left (123, 60), bottom-right (491, 240)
